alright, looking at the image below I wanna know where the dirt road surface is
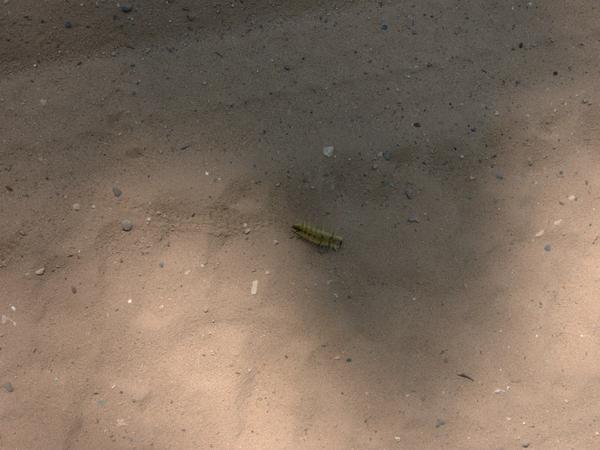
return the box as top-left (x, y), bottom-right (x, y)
top-left (2, 1), bottom-right (600, 448)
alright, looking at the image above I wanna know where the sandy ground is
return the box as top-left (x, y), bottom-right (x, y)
top-left (2, 1), bottom-right (600, 448)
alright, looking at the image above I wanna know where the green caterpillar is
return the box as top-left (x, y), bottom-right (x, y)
top-left (292, 223), bottom-right (343, 251)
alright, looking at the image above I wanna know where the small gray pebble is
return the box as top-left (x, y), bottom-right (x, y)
top-left (435, 419), bottom-right (446, 428)
top-left (3, 382), bottom-right (13, 393)
top-left (544, 244), bottom-right (551, 252)
top-left (495, 172), bottom-right (505, 180)
top-left (112, 186), bottom-right (122, 197)
top-left (404, 183), bottom-right (416, 199)
top-left (120, 4), bottom-right (133, 13)
top-left (64, 21), bottom-right (73, 29)
top-left (159, 261), bottom-right (165, 268)
top-left (407, 214), bottom-right (419, 223)
top-left (382, 150), bottom-right (393, 161)
top-left (121, 219), bottom-right (133, 232)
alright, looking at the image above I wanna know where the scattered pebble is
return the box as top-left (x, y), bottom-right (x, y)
top-left (251, 279), bottom-right (259, 295)
top-left (404, 183), bottom-right (416, 199)
top-left (435, 419), bottom-right (446, 428)
top-left (522, 443), bottom-right (530, 448)
top-left (120, 3), bottom-right (133, 13)
top-left (381, 24), bottom-right (388, 30)
top-left (112, 186), bottom-right (123, 197)
top-left (383, 150), bottom-right (393, 161)
top-left (127, 298), bottom-right (132, 304)
top-left (3, 382), bottom-right (13, 393)
top-left (121, 219), bottom-right (133, 232)
top-left (554, 219), bottom-right (562, 226)
top-left (71, 286), bottom-right (77, 294)
top-left (544, 244), bottom-right (552, 252)
top-left (568, 194), bottom-right (577, 201)
top-left (322, 145), bottom-right (335, 158)
top-left (407, 214), bottom-right (419, 223)
top-left (413, 122), bottom-right (421, 128)
top-left (72, 203), bottom-right (81, 211)
top-left (535, 230), bottom-right (545, 237)
top-left (494, 388), bottom-right (507, 394)
top-left (159, 261), bottom-right (165, 268)
top-left (64, 21), bottom-right (73, 29)
top-left (35, 267), bottom-right (45, 276)
top-left (495, 172), bottom-right (505, 180)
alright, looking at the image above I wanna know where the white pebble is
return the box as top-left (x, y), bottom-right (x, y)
top-left (251, 280), bottom-right (258, 295)
top-left (322, 145), bottom-right (335, 157)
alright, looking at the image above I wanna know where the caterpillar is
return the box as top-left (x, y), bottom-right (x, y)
top-left (292, 223), bottom-right (343, 251)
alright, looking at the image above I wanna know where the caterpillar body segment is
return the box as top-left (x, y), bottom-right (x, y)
top-left (292, 223), bottom-right (343, 251)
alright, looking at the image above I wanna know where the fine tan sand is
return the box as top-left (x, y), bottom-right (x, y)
top-left (2, 1), bottom-right (600, 448)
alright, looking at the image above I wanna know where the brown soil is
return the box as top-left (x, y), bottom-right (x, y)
top-left (2, 1), bottom-right (600, 448)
